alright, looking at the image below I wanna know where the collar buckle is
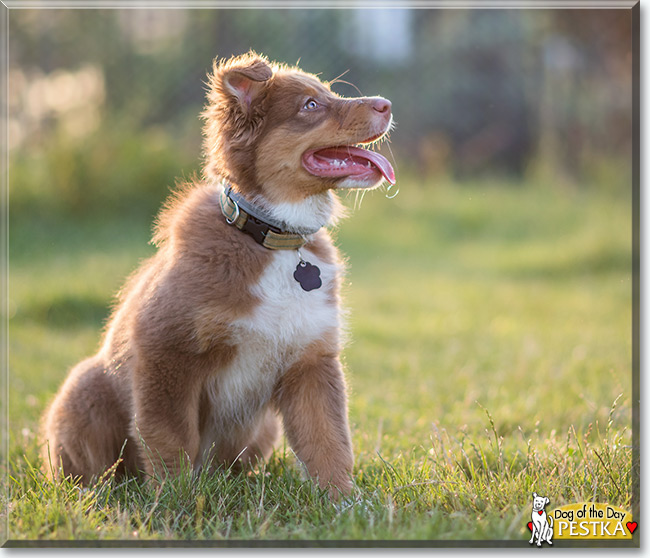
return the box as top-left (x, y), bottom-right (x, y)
top-left (241, 215), bottom-right (277, 245)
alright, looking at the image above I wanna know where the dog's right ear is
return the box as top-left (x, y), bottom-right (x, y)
top-left (202, 52), bottom-right (273, 182)
top-left (532, 492), bottom-right (538, 498)
top-left (209, 52), bottom-right (273, 113)
top-left (223, 63), bottom-right (272, 110)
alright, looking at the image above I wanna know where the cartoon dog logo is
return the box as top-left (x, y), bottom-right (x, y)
top-left (529, 492), bottom-right (554, 546)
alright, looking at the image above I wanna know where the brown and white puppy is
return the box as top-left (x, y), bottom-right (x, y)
top-left (40, 51), bottom-right (395, 498)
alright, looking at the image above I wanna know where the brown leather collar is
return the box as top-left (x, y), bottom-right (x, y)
top-left (219, 186), bottom-right (312, 250)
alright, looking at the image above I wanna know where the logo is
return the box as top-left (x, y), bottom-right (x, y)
top-left (528, 492), bottom-right (554, 546)
top-left (525, 496), bottom-right (636, 542)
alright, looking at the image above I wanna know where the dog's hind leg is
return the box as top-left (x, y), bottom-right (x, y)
top-left (546, 520), bottom-right (553, 545)
top-left (41, 356), bottom-right (135, 482)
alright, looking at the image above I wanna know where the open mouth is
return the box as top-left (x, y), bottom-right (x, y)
top-left (302, 145), bottom-right (396, 186)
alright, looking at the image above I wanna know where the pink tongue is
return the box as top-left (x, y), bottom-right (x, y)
top-left (311, 146), bottom-right (396, 185)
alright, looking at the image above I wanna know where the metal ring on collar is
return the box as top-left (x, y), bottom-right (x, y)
top-left (225, 200), bottom-right (240, 225)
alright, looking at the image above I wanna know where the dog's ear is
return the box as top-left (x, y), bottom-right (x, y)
top-left (223, 63), bottom-right (272, 110)
top-left (545, 497), bottom-right (550, 505)
top-left (209, 52), bottom-right (272, 113)
top-left (202, 52), bottom-right (273, 182)
top-left (532, 492), bottom-right (537, 498)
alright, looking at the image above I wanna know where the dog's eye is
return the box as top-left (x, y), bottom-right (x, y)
top-left (303, 99), bottom-right (319, 110)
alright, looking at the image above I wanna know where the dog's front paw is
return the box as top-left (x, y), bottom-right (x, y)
top-left (327, 477), bottom-right (353, 501)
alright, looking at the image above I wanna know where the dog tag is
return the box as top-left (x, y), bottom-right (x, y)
top-left (294, 260), bottom-right (322, 291)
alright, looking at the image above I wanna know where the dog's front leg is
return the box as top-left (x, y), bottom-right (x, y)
top-left (529, 524), bottom-right (536, 544)
top-left (273, 337), bottom-right (354, 499)
top-left (131, 358), bottom-right (203, 479)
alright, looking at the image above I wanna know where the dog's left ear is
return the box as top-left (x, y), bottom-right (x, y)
top-left (545, 497), bottom-right (550, 505)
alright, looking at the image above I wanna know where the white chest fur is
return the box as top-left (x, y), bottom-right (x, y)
top-left (200, 247), bottom-right (340, 456)
top-left (238, 248), bottom-right (339, 349)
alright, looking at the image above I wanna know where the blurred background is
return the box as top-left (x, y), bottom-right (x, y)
top-left (8, 7), bottom-right (635, 498)
top-left (9, 8), bottom-right (633, 218)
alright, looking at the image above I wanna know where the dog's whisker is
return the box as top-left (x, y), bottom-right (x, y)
top-left (359, 188), bottom-right (368, 208)
top-left (329, 68), bottom-right (351, 85)
top-left (330, 78), bottom-right (363, 97)
top-left (385, 141), bottom-right (397, 168)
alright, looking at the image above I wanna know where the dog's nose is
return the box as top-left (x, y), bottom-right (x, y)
top-left (370, 97), bottom-right (392, 115)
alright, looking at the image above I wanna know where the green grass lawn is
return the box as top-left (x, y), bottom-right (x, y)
top-left (4, 176), bottom-right (636, 544)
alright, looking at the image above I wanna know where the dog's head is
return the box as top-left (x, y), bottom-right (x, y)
top-left (532, 492), bottom-right (550, 513)
top-left (202, 51), bottom-right (395, 205)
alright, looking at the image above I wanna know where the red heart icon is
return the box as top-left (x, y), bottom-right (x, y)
top-left (626, 521), bottom-right (638, 534)
top-left (527, 522), bottom-right (533, 531)
top-left (538, 510), bottom-right (543, 515)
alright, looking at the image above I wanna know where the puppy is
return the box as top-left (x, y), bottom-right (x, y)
top-left (529, 492), bottom-right (554, 546)
top-left (40, 52), bottom-right (395, 498)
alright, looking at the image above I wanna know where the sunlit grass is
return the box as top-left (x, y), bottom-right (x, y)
top-left (6, 176), bottom-right (635, 543)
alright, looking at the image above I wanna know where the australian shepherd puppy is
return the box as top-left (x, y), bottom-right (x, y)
top-left (41, 51), bottom-right (395, 498)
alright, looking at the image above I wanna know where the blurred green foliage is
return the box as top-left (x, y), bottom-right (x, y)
top-left (8, 8), bottom-right (633, 220)
top-left (10, 119), bottom-right (196, 219)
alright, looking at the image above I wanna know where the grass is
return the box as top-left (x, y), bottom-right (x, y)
top-left (4, 175), bottom-right (636, 544)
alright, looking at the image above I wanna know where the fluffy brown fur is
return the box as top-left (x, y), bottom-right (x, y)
top-left (41, 51), bottom-right (393, 498)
